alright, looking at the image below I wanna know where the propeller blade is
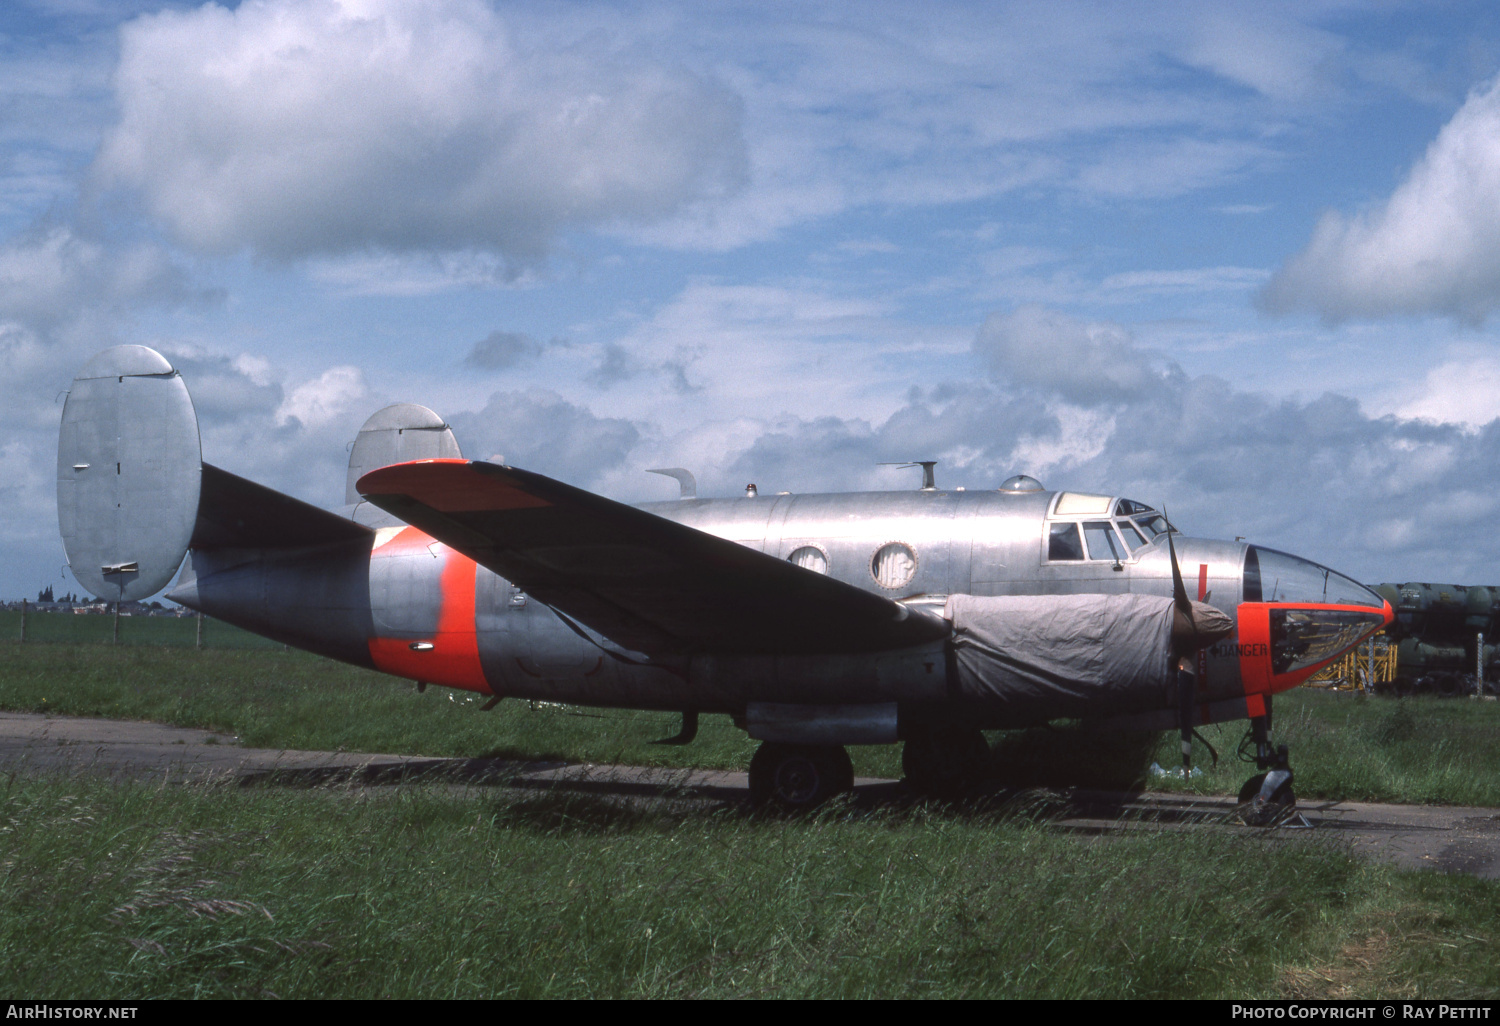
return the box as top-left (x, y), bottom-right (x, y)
top-left (1165, 505), bottom-right (1196, 773)
top-left (1164, 505), bottom-right (1191, 615)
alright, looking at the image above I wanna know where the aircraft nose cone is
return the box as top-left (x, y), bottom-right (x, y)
top-left (1238, 544), bottom-right (1393, 693)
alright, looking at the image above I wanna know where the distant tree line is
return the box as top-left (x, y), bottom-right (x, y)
top-left (34, 587), bottom-right (83, 604)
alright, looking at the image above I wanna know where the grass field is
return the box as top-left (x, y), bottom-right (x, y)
top-left (3, 772), bottom-right (1499, 998)
top-left (0, 608), bottom-right (280, 649)
top-left (3, 613), bottom-right (1500, 997)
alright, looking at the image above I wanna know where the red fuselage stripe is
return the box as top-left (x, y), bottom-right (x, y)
top-left (366, 527), bottom-right (491, 695)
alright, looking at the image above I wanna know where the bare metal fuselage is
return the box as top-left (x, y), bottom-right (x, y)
top-left (170, 482), bottom-right (1373, 731)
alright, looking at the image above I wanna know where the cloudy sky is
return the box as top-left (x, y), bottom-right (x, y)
top-left (7, 0), bottom-right (1500, 599)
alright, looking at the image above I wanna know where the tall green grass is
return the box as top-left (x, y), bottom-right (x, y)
top-left (4, 619), bottom-right (1500, 998)
top-left (1133, 691), bottom-right (1500, 807)
top-left (3, 772), bottom-right (1496, 998)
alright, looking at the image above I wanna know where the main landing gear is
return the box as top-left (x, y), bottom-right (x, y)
top-left (1238, 704), bottom-right (1297, 827)
top-left (748, 742), bottom-right (854, 811)
top-left (901, 727), bottom-right (989, 797)
top-left (746, 726), bottom-right (993, 809)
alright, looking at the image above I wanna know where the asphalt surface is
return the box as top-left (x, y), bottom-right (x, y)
top-left (4, 711), bottom-right (1500, 879)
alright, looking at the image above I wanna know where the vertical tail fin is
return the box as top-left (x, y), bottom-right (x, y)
top-left (57, 345), bottom-right (201, 601)
top-left (345, 403), bottom-right (461, 505)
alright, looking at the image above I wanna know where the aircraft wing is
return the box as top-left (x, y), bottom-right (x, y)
top-left (357, 459), bottom-right (950, 657)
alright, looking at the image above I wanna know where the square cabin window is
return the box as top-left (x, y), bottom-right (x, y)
top-left (1048, 522), bottom-right (1085, 561)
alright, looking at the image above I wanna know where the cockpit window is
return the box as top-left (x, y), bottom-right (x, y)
top-left (1047, 496), bottom-right (1163, 560)
top-left (1134, 514), bottom-right (1170, 538)
top-left (1048, 522), bottom-right (1085, 561)
top-left (1083, 521), bottom-right (1125, 562)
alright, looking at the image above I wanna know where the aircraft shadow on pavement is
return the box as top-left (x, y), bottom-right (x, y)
top-left (234, 748), bottom-right (1247, 834)
top-left (230, 724), bottom-right (1188, 834)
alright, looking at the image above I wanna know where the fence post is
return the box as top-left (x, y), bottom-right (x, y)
top-left (196, 611), bottom-right (203, 651)
top-left (1479, 632), bottom-right (1485, 697)
top-left (19, 598), bottom-right (27, 643)
top-left (112, 601), bottom-right (120, 645)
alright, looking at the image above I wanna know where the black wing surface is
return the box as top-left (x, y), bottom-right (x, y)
top-left (192, 463), bottom-right (372, 549)
top-left (357, 459), bottom-right (949, 656)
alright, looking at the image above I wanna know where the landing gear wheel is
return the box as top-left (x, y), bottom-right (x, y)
top-left (748, 743), bottom-right (853, 811)
top-left (902, 728), bottom-right (989, 797)
top-left (1237, 772), bottom-right (1296, 827)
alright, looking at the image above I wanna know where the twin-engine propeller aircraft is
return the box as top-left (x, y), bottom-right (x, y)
top-left (57, 346), bottom-right (1392, 819)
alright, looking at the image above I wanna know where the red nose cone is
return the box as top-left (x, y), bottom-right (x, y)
top-left (1234, 598), bottom-right (1393, 697)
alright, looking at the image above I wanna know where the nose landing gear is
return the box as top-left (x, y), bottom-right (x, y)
top-left (1238, 709), bottom-right (1298, 827)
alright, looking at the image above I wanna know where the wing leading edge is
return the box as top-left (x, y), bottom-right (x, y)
top-left (357, 459), bottom-right (949, 657)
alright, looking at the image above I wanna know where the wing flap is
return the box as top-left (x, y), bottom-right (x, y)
top-left (358, 459), bottom-right (949, 656)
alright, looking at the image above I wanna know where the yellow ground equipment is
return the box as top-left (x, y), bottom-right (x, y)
top-left (1305, 632), bottom-right (1398, 692)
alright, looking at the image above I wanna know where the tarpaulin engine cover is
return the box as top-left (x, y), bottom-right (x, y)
top-left (943, 593), bottom-right (1176, 720)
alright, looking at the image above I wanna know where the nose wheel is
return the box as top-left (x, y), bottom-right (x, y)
top-left (748, 742), bottom-right (854, 811)
top-left (1238, 711), bottom-right (1297, 827)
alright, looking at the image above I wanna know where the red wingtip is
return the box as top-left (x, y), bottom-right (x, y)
top-left (358, 459), bottom-right (551, 513)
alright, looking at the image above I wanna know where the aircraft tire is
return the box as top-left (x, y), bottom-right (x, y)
top-left (1237, 773), bottom-right (1296, 827)
top-left (902, 728), bottom-right (989, 797)
top-left (748, 743), bottom-right (853, 811)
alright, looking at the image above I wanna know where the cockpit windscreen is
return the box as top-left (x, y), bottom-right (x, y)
top-left (1243, 546), bottom-right (1384, 608)
top-left (1133, 514), bottom-right (1170, 539)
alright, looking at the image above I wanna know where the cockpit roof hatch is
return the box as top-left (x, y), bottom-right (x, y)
top-left (1052, 492), bottom-right (1112, 516)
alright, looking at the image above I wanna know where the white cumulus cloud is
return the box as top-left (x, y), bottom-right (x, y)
top-left (0, 226), bottom-right (191, 331)
top-left (974, 305), bottom-right (1170, 404)
top-left (1261, 74), bottom-right (1500, 322)
top-left (1397, 354), bottom-right (1500, 429)
top-left (93, 0), bottom-right (747, 263)
top-left (276, 365), bottom-right (367, 428)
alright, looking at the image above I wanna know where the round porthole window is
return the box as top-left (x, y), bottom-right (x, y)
top-left (871, 542), bottom-right (917, 589)
top-left (788, 546), bottom-right (829, 575)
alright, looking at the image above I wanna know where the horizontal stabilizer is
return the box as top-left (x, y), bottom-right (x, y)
top-left (358, 459), bottom-right (949, 656)
top-left (192, 463), bottom-right (372, 549)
